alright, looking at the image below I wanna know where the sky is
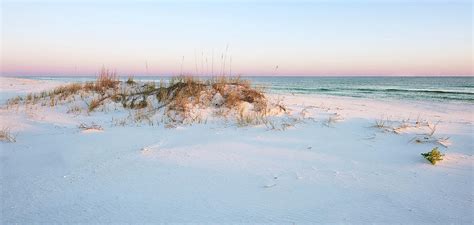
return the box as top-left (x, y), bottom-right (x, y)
top-left (1, 0), bottom-right (472, 76)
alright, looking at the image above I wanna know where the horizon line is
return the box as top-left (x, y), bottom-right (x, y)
top-left (2, 74), bottom-right (473, 78)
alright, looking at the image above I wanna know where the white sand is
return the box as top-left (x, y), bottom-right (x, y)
top-left (0, 77), bottom-right (64, 94)
top-left (1, 77), bottom-right (473, 224)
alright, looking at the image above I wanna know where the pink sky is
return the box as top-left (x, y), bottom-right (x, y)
top-left (1, 1), bottom-right (472, 76)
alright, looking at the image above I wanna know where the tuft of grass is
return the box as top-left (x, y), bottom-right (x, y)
top-left (411, 136), bottom-right (451, 148)
top-left (96, 68), bottom-right (119, 91)
top-left (427, 121), bottom-right (439, 137)
top-left (50, 83), bottom-right (83, 103)
top-left (7, 96), bottom-right (22, 107)
top-left (78, 123), bottom-right (103, 131)
top-left (374, 117), bottom-right (390, 129)
top-left (0, 127), bottom-right (16, 143)
top-left (67, 105), bottom-right (82, 114)
top-left (324, 113), bottom-right (342, 127)
top-left (88, 98), bottom-right (102, 112)
top-left (236, 107), bottom-right (255, 126)
top-left (126, 76), bottom-right (136, 85)
top-left (421, 147), bottom-right (444, 165)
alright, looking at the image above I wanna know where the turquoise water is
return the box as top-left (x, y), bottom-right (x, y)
top-left (14, 76), bottom-right (474, 103)
top-left (249, 76), bottom-right (474, 103)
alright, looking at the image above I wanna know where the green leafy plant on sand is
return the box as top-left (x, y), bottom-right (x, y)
top-left (421, 147), bottom-right (444, 165)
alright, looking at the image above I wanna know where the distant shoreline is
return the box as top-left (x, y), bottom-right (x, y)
top-left (2, 76), bottom-right (472, 104)
top-left (2, 75), bottom-right (473, 78)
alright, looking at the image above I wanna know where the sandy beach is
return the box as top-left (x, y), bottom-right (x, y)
top-left (1, 77), bottom-right (472, 224)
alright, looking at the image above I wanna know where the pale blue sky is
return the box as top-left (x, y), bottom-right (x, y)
top-left (1, 0), bottom-right (472, 76)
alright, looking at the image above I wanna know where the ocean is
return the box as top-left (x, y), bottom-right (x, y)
top-left (9, 76), bottom-right (474, 103)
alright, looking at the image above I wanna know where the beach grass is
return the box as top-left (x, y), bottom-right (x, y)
top-left (7, 69), bottom-right (275, 127)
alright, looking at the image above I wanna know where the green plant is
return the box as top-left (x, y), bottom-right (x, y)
top-left (421, 147), bottom-right (444, 165)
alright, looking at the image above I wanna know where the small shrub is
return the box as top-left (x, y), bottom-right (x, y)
top-left (421, 147), bottom-right (444, 165)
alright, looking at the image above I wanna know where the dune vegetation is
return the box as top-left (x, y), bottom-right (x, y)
top-left (7, 68), bottom-right (291, 128)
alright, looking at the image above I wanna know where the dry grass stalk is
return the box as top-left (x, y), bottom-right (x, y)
top-left (374, 117), bottom-right (390, 129)
top-left (0, 127), bottom-right (16, 143)
top-left (126, 76), bottom-right (136, 85)
top-left (95, 68), bottom-right (119, 91)
top-left (78, 123), bottom-right (103, 131)
top-left (374, 116), bottom-right (451, 148)
top-left (67, 105), bottom-right (82, 114)
top-left (410, 136), bottom-right (450, 148)
top-left (324, 113), bottom-right (343, 127)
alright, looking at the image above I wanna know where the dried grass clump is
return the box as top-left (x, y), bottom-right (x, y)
top-left (67, 105), bottom-right (82, 114)
top-left (236, 106), bottom-right (263, 127)
top-left (323, 113), bottom-right (343, 127)
top-left (50, 83), bottom-right (83, 100)
top-left (88, 98), bottom-right (103, 112)
top-left (371, 115), bottom-right (451, 148)
top-left (7, 96), bottom-right (23, 107)
top-left (211, 77), bottom-right (267, 114)
top-left (0, 127), bottom-right (16, 143)
top-left (14, 83), bottom-right (83, 107)
top-left (158, 77), bottom-right (208, 122)
top-left (7, 68), bottom-right (121, 110)
top-left (126, 76), bottom-right (136, 85)
top-left (78, 123), bottom-right (103, 131)
top-left (83, 81), bottom-right (95, 92)
top-left (95, 68), bottom-right (119, 91)
top-left (411, 136), bottom-right (451, 148)
top-left (373, 117), bottom-right (393, 132)
top-left (126, 75), bottom-right (268, 125)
